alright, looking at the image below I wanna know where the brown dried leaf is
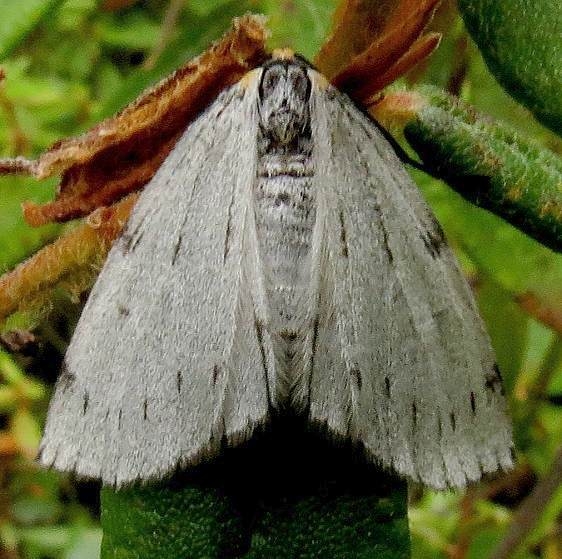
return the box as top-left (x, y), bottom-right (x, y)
top-left (316, 0), bottom-right (439, 84)
top-left (22, 134), bottom-right (177, 226)
top-left (331, 0), bottom-right (440, 96)
top-left (515, 292), bottom-right (562, 336)
top-left (0, 14), bottom-right (268, 226)
top-left (0, 195), bottom-right (137, 325)
top-left (358, 33), bottom-right (441, 103)
top-left (315, 0), bottom-right (402, 79)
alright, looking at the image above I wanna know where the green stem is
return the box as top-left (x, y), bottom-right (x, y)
top-left (402, 86), bottom-right (562, 252)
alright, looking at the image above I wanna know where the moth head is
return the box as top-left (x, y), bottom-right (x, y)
top-left (258, 59), bottom-right (311, 145)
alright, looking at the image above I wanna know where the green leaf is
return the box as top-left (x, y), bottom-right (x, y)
top-left (0, 176), bottom-right (59, 273)
top-left (458, 0), bottom-right (562, 135)
top-left (97, 12), bottom-right (162, 51)
top-left (101, 426), bottom-right (409, 558)
top-left (0, 0), bottom-right (66, 60)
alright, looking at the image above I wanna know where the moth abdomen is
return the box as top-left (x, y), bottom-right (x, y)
top-left (254, 59), bottom-right (318, 401)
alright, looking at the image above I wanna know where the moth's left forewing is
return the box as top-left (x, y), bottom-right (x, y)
top-left (304, 69), bottom-right (513, 489)
top-left (40, 69), bottom-right (275, 486)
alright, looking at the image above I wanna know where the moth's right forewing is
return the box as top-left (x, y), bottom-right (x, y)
top-left (39, 72), bottom-right (274, 487)
top-left (304, 73), bottom-right (513, 489)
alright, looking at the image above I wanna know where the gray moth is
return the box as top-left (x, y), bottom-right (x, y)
top-left (39, 52), bottom-right (513, 489)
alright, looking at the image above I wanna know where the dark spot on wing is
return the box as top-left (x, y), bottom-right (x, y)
top-left (57, 362), bottom-right (75, 393)
top-left (306, 315), bottom-right (321, 410)
top-left (384, 377), bottom-right (391, 398)
top-left (177, 371), bottom-right (182, 394)
top-left (117, 304), bottom-right (129, 317)
top-left (510, 446), bottom-right (516, 462)
top-left (431, 215), bottom-right (446, 239)
top-left (375, 204), bottom-right (394, 263)
top-left (350, 367), bottom-right (362, 390)
top-left (421, 228), bottom-right (445, 258)
top-left (83, 392), bottom-right (89, 414)
top-left (143, 399), bottom-right (148, 420)
top-left (450, 411), bottom-right (456, 431)
top-left (412, 400), bottom-right (418, 427)
top-left (120, 217), bottom-right (146, 254)
top-left (470, 391), bottom-right (476, 414)
top-left (118, 409), bottom-right (123, 430)
top-left (131, 232), bottom-right (144, 252)
top-left (485, 363), bottom-right (505, 395)
top-left (255, 318), bottom-right (272, 408)
top-left (49, 448), bottom-right (59, 468)
top-left (172, 234), bottom-right (183, 265)
top-left (419, 215), bottom-right (446, 258)
top-left (218, 417), bottom-right (228, 450)
top-left (120, 230), bottom-right (145, 254)
top-left (311, 316), bottom-right (320, 358)
top-left (437, 417), bottom-right (443, 438)
top-left (223, 194), bottom-right (235, 264)
top-left (338, 210), bottom-right (349, 258)
top-left (212, 365), bottom-right (220, 386)
top-left (120, 233), bottom-right (132, 254)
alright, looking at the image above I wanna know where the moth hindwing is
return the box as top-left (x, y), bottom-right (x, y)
top-left (40, 53), bottom-right (513, 489)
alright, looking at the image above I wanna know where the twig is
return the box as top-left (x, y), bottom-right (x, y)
top-left (522, 335), bottom-right (562, 428)
top-left (491, 446), bottom-right (562, 559)
top-left (448, 463), bottom-right (536, 559)
top-left (515, 292), bottom-right (562, 335)
top-left (143, 0), bottom-right (185, 70)
top-left (448, 487), bottom-right (478, 559)
top-left (0, 82), bottom-right (29, 155)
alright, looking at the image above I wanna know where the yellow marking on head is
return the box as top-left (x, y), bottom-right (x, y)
top-left (272, 48), bottom-right (296, 61)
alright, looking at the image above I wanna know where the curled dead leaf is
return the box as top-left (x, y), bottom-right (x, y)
top-left (316, 0), bottom-right (440, 91)
top-left (331, 0), bottom-right (440, 101)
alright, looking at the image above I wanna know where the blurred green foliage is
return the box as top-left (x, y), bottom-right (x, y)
top-left (458, 0), bottom-right (562, 135)
top-left (0, 1), bottom-right (560, 558)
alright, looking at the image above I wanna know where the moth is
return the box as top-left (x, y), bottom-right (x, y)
top-left (39, 51), bottom-right (513, 489)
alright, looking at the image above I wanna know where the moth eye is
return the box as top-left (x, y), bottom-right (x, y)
top-left (260, 67), bottom-right (282, 98)
top-left (288, 69), bottom-right (310, 100)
